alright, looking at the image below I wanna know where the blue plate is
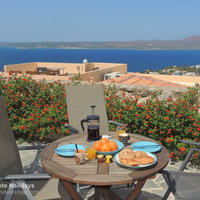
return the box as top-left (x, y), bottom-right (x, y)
top-left (55, 144), bottom-right (85, 157)
top-left (131, 141), bottom-right (161, 153)
top-left (94, 140), bottom-right (124, 155)
top-left (114, 151), bottom-right (157, 169)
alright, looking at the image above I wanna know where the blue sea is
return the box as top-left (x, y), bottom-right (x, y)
top-left (1, 47), bottom-right (200, 72)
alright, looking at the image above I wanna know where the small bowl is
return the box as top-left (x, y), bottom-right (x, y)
top-left (92, 140), bottom-right (124, 155)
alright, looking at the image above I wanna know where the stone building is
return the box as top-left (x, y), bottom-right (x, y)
top-left (4, 61), bottom-right (127, 82)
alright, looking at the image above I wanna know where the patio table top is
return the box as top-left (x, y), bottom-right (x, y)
top-left (41, 132), bottom-right (169, 200)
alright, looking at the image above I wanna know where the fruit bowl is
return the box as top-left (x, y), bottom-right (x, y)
top-left (92, 140), bottom-right (124, 155)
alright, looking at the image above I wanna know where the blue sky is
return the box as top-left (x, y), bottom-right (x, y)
top-left (0, 0), bottom-right (200, 42)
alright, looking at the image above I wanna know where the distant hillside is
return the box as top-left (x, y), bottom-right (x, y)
top-left (1, 35), bottom-right (200, 49)
top-left (181, 35), bottom-right (200, 41)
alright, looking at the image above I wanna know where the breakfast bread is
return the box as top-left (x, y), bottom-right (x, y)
top-left (119, 148), bottom-right (155, 166)
top-left (119, 148), bottom-right (133, 160)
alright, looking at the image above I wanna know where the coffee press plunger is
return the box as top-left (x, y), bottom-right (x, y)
top-left (80, 105), bottom-right (100, 141)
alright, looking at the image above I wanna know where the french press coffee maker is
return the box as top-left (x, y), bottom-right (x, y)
top-left (80, 105), bottom-right (100, 141)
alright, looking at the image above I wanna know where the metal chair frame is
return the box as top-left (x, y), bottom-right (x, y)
top-left (0, 97), bottom-right (51, 200)
top-left (162, 140), bottom-right (200, 200)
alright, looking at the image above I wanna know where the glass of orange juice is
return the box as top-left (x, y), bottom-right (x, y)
top-left (116, 126), bottom-right (126, 140)
top-left (85, 144), bottom-right (97, 160)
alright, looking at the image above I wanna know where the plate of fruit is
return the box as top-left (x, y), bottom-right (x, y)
top-left (92, 138), bottom-right (124, 155)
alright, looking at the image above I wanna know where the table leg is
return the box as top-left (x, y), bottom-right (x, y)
top-left (61, 180), bottom-right (83, 200)
top-left (125, 179), bottom-right (146, 200)
top-left (88, 186), bottom-right (122, 200)
top-left (61, 180), bottom-right (146, 200)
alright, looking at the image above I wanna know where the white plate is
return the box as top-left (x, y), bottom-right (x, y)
top-left (113, 151), bottom-right (157, 169)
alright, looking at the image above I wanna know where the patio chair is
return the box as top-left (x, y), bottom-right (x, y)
top-left (162, 140), bottom-right (200, 200)
top-left (65, 84), bottom-right (127, 192)
top-left (65, 84), bottom-right (126, 135)
top-left (0, 96), bottom-right (51, 200)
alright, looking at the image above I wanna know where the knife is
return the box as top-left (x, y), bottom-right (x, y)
top-left (133, 145), bottom-right (160, 149)
top-left (56, 149), bottom-right (75, 152)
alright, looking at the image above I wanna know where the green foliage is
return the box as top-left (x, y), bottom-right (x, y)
top-left (71, 73), bottom-right (82, 81)
top-left (0, 75), bottom-right (69, 142)
top-left (158, 65), bottom-right (200, 75)
top-left (105, 85), bottom-right (200, 160)
top-left (180, 85), bottom-right (200, 105)
top-left (1, 76), bottom-right (200, 162)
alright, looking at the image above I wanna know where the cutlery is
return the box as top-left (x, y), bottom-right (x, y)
top-left (75, 144), bottom-right (79, 153)
top-left (56, 149), bottom-right (75, 152)
top-left (133, 145), bottom-right (160, 149)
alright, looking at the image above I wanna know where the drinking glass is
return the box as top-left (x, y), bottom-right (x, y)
top-left (74, 150), bottom-right (87, 164)
top-left (119, 133), bottom-right (130, 145)
top-left (116, 126), bottom-right (126, 140)
top-left (85, 144), bottom-right (97, 160)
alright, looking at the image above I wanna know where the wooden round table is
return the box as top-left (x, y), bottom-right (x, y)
top-left (41, 132), bottom-right (169, 200)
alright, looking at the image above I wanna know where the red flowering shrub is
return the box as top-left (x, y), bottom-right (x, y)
top-left (0, 75), bottom-right (69, 142)
top-left (105, 85), bottom-right (200, 160)
top-left (0, 75), bottom-right (199, 161)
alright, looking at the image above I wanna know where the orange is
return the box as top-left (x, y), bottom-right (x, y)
top-left (92, 141), bottom-right (102, 151)
top-left (100, 138), bottom-right (109, 144)
top-left (100, 144), bottom-right (112, 152)
top-left (108, 141), bottom-right (118, 151)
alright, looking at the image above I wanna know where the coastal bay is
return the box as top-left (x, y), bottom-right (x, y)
top-left (1, 48), bottom-right (200, 72)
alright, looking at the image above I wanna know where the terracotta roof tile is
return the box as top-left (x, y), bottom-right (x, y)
top-left (136, 74), bottom-right (200, 86)
top-left (103, 73), bottom-right (186, 87)
top-left (123, 76), bottom-right (141, 84)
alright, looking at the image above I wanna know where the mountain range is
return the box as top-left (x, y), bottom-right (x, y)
top-left (1, 35), bottom-right (200, 50)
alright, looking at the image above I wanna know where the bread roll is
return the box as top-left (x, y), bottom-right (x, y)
top-left (119, 149), bottom-right (154, 166)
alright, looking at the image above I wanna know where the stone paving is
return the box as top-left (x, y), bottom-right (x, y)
top-left (18, 143), bottom-right (200, 200)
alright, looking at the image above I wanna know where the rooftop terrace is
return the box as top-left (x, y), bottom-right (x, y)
top-left (4, 62), bottom-right (127, 82)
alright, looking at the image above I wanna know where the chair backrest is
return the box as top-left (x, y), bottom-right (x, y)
top-left (0, 97), bottom-right (23, 175)
top-left (65, 84), bottom-right (109, 134)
